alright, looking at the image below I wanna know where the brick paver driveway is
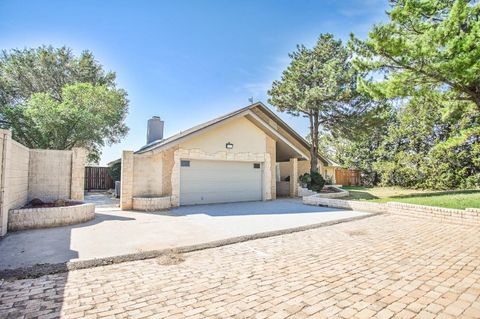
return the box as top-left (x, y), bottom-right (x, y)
top-left (1, 214), bottom-right (480, 318)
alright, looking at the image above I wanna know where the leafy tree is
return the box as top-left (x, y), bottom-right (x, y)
top-left (375, 96), bottom-right (479, 189)
top-left (350, 0), bottom-right (480, 110)
top-left (268, 34), bottom-right (361, 174)
top-left (317, 106), bottom-right (393, 186)
top-left (0, 46), bottom-right (128, 162)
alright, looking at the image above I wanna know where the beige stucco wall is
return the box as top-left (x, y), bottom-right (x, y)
top-left (278, 160), bottom-right (323, 181)
top-left (251, 105), bottom-right (327, 176)
top-left (0, 129), bottom-right (86, 236)
top-left (181, 116), bottom-right (267, 154)
top-left (132, 152), bottom-right (163, 197)
top-left (324, 166), bottom-right (337, 184)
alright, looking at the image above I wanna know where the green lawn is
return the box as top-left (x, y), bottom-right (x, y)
top-left (341, 186), bottom-right (480, 210)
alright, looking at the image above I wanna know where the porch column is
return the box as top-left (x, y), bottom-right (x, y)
top-left (120, 151), bottom-right (134, 210)
top-left (289, 158), bottom-right (298, 197)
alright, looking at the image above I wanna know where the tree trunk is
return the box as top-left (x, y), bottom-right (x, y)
top-left (309, 110), bottom-right (320, 174)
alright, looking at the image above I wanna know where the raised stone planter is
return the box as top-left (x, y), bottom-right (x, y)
top-left (132, 196), bottom-right (172, 211)
top-left (8, 202), bottom-right (95, 231)
top-left (300, 185), bottom-right (350, 199)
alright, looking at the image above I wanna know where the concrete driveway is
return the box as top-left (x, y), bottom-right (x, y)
top-left (0, 198), bottom-right (371, 271)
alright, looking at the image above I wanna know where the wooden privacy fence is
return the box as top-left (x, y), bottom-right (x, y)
top-left (335, 169), bottom-right (360, 186)
top-left (84, 166), bottom-right (114, 190)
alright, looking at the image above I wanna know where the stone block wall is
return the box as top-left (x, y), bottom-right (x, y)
top-left (70, 148), bottom-right (86, 200)
top-left (120, 151), bottom-right (134, 210)
top-left (133, 152), bottom-right (163, 197)
top-left (6, 140), bottom-right (30, 215)
top-left (0, 129), bottom-right (86, 236)
top-left (132, 196), bottom-right (171, 211)
top-left (303, 196), bottom-right (480, 225)
top-left (28, 149), bottom-right (72, 201)
top-left (387, 202), bottom-right (480, 225)
top-left (303, 196), bottom-right (386, 213)
top-left (0, 132), bottom-right (30, 236)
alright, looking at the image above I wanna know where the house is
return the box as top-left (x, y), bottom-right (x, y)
top-left (120, 102), bottom-right (337, 211)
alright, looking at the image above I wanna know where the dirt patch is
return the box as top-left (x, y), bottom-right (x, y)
top-left (156, 251), bottom-right (185, 265)
top-left (346, 229), bottom-right (368, 236)
top-left (22, 199), bottom-right (83, 209)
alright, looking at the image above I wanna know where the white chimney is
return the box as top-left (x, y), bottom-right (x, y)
top-left (147, 116), bottom-right (164, 144)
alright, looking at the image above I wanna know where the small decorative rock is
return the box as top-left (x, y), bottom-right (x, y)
top-left (54, 199), bottom-right (66, 207)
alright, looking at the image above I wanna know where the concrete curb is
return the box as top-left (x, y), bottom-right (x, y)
top-left (0, 212), bottom-right (381, 280)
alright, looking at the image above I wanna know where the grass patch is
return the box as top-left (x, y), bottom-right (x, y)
top-left (342, 186), bottom-right (480, 210)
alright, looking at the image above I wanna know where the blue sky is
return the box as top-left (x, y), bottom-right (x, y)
top-left (0, 0), bottom-right (389, 165)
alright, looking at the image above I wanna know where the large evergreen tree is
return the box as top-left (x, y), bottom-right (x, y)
top-left (350, 0), bottom-right (480, 110)
top-left (345, 0), bottom-right (480, 189)
top-left (268, 34), bottom-right (360, 174)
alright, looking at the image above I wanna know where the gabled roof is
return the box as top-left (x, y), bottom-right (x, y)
top-left (135, 102), bottom-right (329, 165)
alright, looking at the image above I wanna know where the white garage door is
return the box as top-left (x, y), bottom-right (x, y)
top-left (180, 160), bottom-right (262, 205)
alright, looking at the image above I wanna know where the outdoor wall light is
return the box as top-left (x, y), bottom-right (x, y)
top-left (226, 142), bottom-right (234, 149)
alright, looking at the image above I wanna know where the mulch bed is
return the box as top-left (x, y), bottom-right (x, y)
top-left (319, 187), bottom-right (342, 193)
top-left (21, 201), bottom-right (83, 209)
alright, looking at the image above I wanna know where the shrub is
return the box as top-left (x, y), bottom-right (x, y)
top-left (299, 172), bottom-right (325, 192)
top-left (108, 162), bottom-right (121, 181)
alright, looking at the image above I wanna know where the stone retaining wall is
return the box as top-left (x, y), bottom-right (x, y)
top-left (304, 196), bottom-right (386, 213)
top-left (132, 196), bottom-right (172, 211)
top-left (387, 202), bottom-right (480, 225)
top-left (303, 196), bottom-right (480, 225)
top-left (8, 203), bottom-right (95, 231)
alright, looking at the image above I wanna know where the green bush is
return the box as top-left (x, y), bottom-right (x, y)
top-left (108, 162), bottom-right (121, 181)
top-left (299, 172), bottom-right (325, 192)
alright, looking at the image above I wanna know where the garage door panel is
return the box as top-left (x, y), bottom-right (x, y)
top-left (180, 182), bottom-right (258, 193)
top-left (181, 175), bottom-right (261, 184)
top-left (180, 160), bottom-right (262, 205)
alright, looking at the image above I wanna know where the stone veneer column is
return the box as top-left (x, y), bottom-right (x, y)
top-left (121, 151), bottom-right (134, 210)
top-left (266, 137), bottom-right (276, 200)
top-left (70, 148), bottom-right (86, 200)
top-left (289, 158), bottom-right (298, 197)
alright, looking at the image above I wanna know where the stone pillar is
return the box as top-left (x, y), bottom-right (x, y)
top-left (120, 151), bottom-right (134, 210)
top-left (289, 158), bottom-right (298, 197)
top-left (0, 130), bottom-right (11, 236)
top-left (70, 148), bottom-right (86, 200)
top-left (266, 136), bottom-right (276, 200)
